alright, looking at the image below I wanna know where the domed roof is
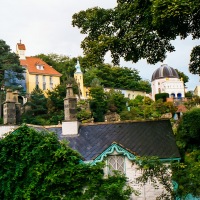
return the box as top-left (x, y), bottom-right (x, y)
top-left (151, 64), bottom-right (179, 81)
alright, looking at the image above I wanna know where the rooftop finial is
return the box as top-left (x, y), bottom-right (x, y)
top-left (20, 39), bottom-right (21, 44)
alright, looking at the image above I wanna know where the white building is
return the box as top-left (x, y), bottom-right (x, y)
top-left (151, 64), bottom-right (185, 100)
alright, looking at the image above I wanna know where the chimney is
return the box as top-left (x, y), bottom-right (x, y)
top-left (62, 84), bottom-right (80, 135)
top-left (3, 89), bottom-right (20, 125)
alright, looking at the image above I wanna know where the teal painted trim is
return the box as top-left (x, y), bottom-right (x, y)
top-left (92, 143), bottom-right (136, 165)
top-left (160, 158), bottom-right (181, 162)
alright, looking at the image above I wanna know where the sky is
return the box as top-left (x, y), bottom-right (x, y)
top-left (0, 0), bottom-right (199, 91)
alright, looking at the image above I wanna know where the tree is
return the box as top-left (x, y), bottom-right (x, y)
top-left (175, 69), bottom-right (189, 84)
top-left (72, 0), bottom-right (200, 70)
top-left (136, 157), bottom-right (178, 200)
top-left (120, 95), bottom-right (176, 120)
top-left (189, 45), bottom-right (200, 75)
top-left (89, 81), bottom-right (107, 122)
top-left (21, 86), bottom-right (48, 125)
top-left (0, 125), bottom-right (132, 200)
top-left (106, 89), bottom-right (127, 113)
top-left (176, 108), bottom-right (200, 154)
top-left (174, 108), bottom-right (200, 197)
top-left (46, 84), bottom-right (66, 124)
top-left (155, 93), bottom-right (169, 102)
top-left (76, 99), bottom-right (91, 123)
top-left (36, 53), bottom-right (77, 83)
top-left (0, 39), bottom-right (24, 88)
top-left (84, 63), bottom-right (150, 92)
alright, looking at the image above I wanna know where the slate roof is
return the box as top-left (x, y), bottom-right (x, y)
top-left (47, 120), bottom-right (180, 161)
top-left (20, 57), bottom-right (62, 76)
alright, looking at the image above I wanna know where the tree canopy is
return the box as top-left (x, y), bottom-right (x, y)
top-left (21, 86), bottom-right (48, 125)
top-left (174, 108), bottom-right (200, 197)
top-left (0, 125), bottom-right (132, 200)
top-left (175, 69), bottom-right (189, 84)
top-left (36, 53), bottom-right (77, 83)
top-left (84, 63), bottom-right (151, 92)
top-left (0, 39), bottom-right (24, 89)
top-left (72, 0), bottom-right (200, 72)
top-left (37, 53), bottom-right (151, 93)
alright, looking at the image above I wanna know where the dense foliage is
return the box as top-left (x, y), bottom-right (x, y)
top-left (37, 53), bottom-right (151, 93)
top-left (136, 157), bottom-right (178, 200)
top-left (0, 125), bottom-right (132, 200)
top-left (155, 93), bottom-right (169, 102)
top-left (21, 86), bottom-right (48, 125)
top-left (36, 53), bottom-right (77, 83)
top-left (89, 82), bottom-right (108, 122)
top-left (120, 96), bottom-right (176, 120)
top-left (174, 108), bottom-right (200, 197)
top-left (189, 45), bottom-right (200, 75)
top-left (175, 69), bottom-right (189, 84)
top-left (72, 0), bottom-right (200, 73)
top-left (84, 64), bottom-right (151, 92)
top-left (0, 39), bottom-right (24, 89)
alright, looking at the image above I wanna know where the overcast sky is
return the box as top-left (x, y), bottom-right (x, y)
top-left (0, 0), bottom-right (199, 90)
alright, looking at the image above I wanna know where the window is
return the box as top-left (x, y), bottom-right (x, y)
top-left (36, 65), bottom-right (44, 70)
top-left (50, 76), bottom-right (53, 89)
top-left (43, 82), bottom-right (46, 90)
top-left (107, 155), bottom-right (125, 175)
top-left (43, 76), bottom-right (46, 90)
top-left (36, 75), bottom-right (39, 87)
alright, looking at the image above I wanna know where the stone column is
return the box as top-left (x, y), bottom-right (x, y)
top-left (64, 84), bottom-right (77, 121)
top-left (3, 89), bottom-right (16, 124)
top-left (62, 84), bottom-right (79, 135)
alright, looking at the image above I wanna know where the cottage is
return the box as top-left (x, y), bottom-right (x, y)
top-left (0, 84), bottom-right (180, 199)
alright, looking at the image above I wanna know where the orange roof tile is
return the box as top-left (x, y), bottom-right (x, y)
top-left (17, 43), bottom-right (26, 50)
top-left (176, 105), bottom-right (187, 113)
top-left (20, 57), bottom-right (62, 76)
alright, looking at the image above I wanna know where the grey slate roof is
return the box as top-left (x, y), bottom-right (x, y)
top-left (47, 120), bottom-right (180, 161)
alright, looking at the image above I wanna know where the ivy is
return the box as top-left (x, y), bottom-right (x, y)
top-left (0, 125), bottom-right (132, 199)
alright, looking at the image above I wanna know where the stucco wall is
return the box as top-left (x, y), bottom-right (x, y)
top-left (125, 158), bottom-right (167, 199)
top-left (0, 125), bottom-right (18, 138)
top-left (104, 155), bottom-right (169, 199)
top-left (26, 73), bottom-right (60, 95)
top-left (152, 78), bottom-right (185, 100)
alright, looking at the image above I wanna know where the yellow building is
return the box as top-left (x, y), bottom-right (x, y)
top-left (74, 61), bottom-right (89, 99)
top-left (16, 42), bottom-right (62, 95)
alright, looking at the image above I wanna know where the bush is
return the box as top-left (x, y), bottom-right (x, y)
top-left (155, 93), bottom-right (169, 102)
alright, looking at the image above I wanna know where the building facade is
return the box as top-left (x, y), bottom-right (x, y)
top-left (16, 42), bottom-right (62, 95)
top-left (151, 64), bottom-right (185, 100)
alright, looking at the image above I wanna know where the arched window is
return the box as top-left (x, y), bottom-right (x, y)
top-left (171, 93), bottom-right (175, 98)
top-left (177, 93), bottom-right (182, 99)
